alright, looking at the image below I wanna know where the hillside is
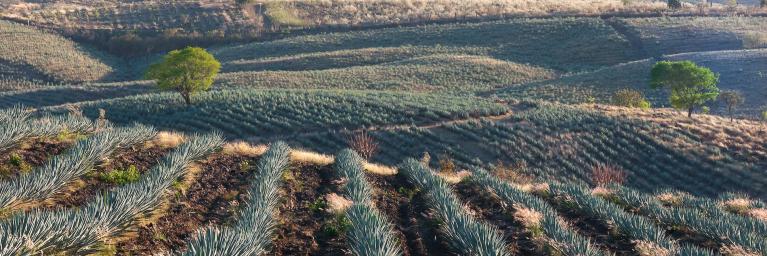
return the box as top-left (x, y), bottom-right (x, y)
top-left (0, 20), bottom-right (124, 83)
top-left (497, 49), bottom-right (767, 117)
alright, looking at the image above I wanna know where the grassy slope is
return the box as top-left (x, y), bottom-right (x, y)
top-left (497, 49), bottom-right (767, 117)
top-left (212, 17), bottom-right (640, 73)
top-left (0, 20), bottom-right (125, 83)
top-left (218, 54), bottom-right (557, 93)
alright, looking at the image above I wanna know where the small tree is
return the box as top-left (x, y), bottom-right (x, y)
top-left (650, 61), bottom-right (720, 118)
top-left (612, 88), bottom-right (651, 110)
top-left (762, 0), bottom-right (766, 8)
top-left (145, 47), bottom-right (221, 105)
top-left (668, 0), bottom-right (682, 9)
top-left (719, 90), bottom-right (744, 122)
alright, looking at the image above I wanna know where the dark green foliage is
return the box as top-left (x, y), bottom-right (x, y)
top-left (145, 47), bottom-right (221, 105)
top-left (719, 90), bottom-right (744, 121)
top-left (612, 88), bottom-right (651, 109)
top-left (650, 61), bottom-right (719, 117)
top-left (668, 0), bottom-right (682, 8)
top-left (99, 165), bottom-right (140, 185)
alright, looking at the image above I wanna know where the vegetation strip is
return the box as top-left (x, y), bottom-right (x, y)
top-left (0, 125), bottom-right (155, 211)
top-left (607, 185), bottom-right (767, 254)
top-left (0, 106), bottom-right (94, 153)
top-left (548, 183), bottom-right (679, 255)
top-left (334, 149), bottom-right (402, 256)
top-left (399, 158), bottom-right (509, 256)
top-left (181, 142), bottom-right (290, 255)
top-left (0, 134), bottom-right (223, 254)
top-left (469, 168), bottom-right (604, 256)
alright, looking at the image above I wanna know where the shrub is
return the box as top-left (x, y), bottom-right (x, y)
top-left (612, 88), bottom-right (650, 109)
top-left (590, 164), bottom-right (627, 187)
top-left (99, 165), bottom-right (140, 185)
top-left (668, 0), bottom-right (682, 9)
top-left (348, 131), bottom-right (378, 160)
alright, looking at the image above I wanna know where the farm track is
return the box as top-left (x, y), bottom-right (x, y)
top-left (116, 153), bottom-right (260, 255)
top-left (603, 18), bottom-right (649, 58)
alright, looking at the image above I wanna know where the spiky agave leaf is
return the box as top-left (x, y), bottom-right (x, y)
top-left (346, 204), bottom-right (402, 256)
top-left (400, 158), bottom-right (509, 256)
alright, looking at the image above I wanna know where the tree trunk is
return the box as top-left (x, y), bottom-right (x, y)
top-left (180, 91), bottom-right (191, 106)
top-left (729, 106), bottom-right (734, 122)
top-left (687, 107), bottom-right (693, 118)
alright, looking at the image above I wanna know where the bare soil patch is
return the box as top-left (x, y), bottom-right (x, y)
top-left (0, 138), bottom-right (73, 180)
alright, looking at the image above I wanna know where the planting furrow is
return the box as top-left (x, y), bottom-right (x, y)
top-left (115, 150), bottom-right (261, 254)
top-left (180, 142), bottom-right (290, 255)
top-left (399, 158), bottom-right (509, 256)
top-left (466, 168), bottom-right (605, 256)
top-left (0, 136), bottom-right (74, 180)
top-left (334, 149), bottom-right (402, 256)
top-left (0, 125), bottom-right (156, 212)
top-left (0, 134), bottom-right (224, 254)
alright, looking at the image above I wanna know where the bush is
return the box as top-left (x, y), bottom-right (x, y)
top-left (348, 131), bottom-right (378, 160)
top-left (612, 88), bottom-right (651, 110)
top-left (99, 165), bottom-right (140, 185)
top-left (590, 164), bottom-right (627, 187)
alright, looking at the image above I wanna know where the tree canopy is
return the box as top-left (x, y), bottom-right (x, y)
top-left (145, 46), bottom-right (221, 105)
top-left (650, 61), bottom-right (719, 117)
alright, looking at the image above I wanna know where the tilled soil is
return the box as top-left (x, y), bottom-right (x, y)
top-left (45, 145), bottom-right (172, 209)
top-left (0, 138), bottom-right (72, 179)
top-left (367, 173), bottom-right (455, 256)
top-left (453, 182), bottom-right (544, 255)
top-left (271, 163), bottom-right (349, 256)
top-left (545, 194), bottom-right (638, 256)
top-left (115, 154), bottom-right (259, 255)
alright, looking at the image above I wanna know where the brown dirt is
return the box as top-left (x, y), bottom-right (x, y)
top-left (0, 138), bottom-right (73, 180)
top-left (115, 154), bottom-right (259, 255)
top-left (367, 173), bottom-right (455, 256)
top-left (453, 182), bottom-right (544, 255)
top-left (545, 194), bottom-right (638, 256)
top-left (44, 145), bottom-right (172, 209)
top-left (271, 163), bottom-right (349, 256)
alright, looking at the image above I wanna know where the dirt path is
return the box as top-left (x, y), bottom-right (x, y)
top-left (602, 17), bottom-right (650, 58)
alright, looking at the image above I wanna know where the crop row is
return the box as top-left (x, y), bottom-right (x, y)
top-left (183, 141), bottom-right (290, 255)
top-left (335, 149), bottom-right (402, 256)
top-left (608, 185), bottom-right (767, 253)
top-left (399, 158), bottom-right (509, 255)
top-left (469, 168), bottom-right (604, 255)
top-left (0, 134), bottom-right (223, 254)
top-left (0, 124), bottom-right (155, 211)
top-left (0, 107), bottom-right (96, 152)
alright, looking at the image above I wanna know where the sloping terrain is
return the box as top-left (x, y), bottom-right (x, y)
top-left (0, 20), bottom-right (125, 83)
top-left (498, 49), bottom-right (767, 117)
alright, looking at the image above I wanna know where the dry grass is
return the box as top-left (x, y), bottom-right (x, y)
top-left (513, 205), bottom-right (543, 229)
top-left (721, 198), bottom-right (753, 214)
top-left (146, 131), bottom-right (184, 149)
top-left (720, 244), bottom-right (761, 256)
top-left (747, 208), bottom-right (767, 222)
top-left (633, 240), bottom-right (672, 256)
top-left (289, 149), bottom-right (335, 166)
top-left (656, 192), bottom-right (683, 206)
top-left (362, 162), bottom-right (397, 176)
top-left (221, 141), bottom-right (267, 157)
top-left (325, 193), bottom-right (353, 214)
top-left (437, 170), bottom-right (471, 184)
top-left (591, 187), bottom-right (614, 197)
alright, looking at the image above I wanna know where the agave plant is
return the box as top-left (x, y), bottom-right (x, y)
top-left (334, 149), bottom-right (401, 256)
top-left (0, 124), bottom-right (155, 210)
top-left (0, 112), bottom-right (95, 152)
top-left (470, 168), bottom-right (604, 256)
top-left (182, 141), bottom-right (290, 256)
top-left (400, 158), bottom-right (509, 256)
top-left (0, 133), bottom-right (224, 254)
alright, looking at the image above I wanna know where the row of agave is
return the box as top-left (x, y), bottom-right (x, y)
top-left (0, 124), bottom-right (156, 210)
top-left (0, 134), bottom-right (224, 254)
top-left (0, 106), bottom-right (95, 152)
top-left (548, 183), bottom-right (679, 255)
top-left (469, 167), bottom-right (604, 255)
top-left (399, 158), bottom-right (509, 256)
top-left (182, 141), bottom-right (291, 255)
top-left (334, 149), bottom-right (402, 256)
top-left (607, 185), bottom-right (767, 254)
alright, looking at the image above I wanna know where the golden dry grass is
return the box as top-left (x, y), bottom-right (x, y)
top-left (748, 208), bottom-right (767, 222)
top-left (437, 170), bottom-right (471, 184)
top-left (325, 193), bottom-right (353, 214)
top-left (720, 244), bottom-right (761, 256)
top-left (146, 131), bottom-right (185, 149)
top-left (634, 240), bottom-right (672, 256)
top-left (221, 141), bottom-right (267, 157)
top-left (655, 192), bottom-right (683, 206)
top-left (513, 205), bottom-right (543, 229)
top-left (290, 149), bottom-right (335, 166)
top-left (590, 186), bottom-right (614, 197)
top-left (721, 198), bottom-right (753, 214)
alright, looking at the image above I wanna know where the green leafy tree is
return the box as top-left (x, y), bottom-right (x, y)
top-left (719, 90), bottom-right (744, 121)
top-left (650, 61), bottom-right (720, 118)
top-left (145, 47), bottom-right (221, 105)
top-left (612, 88), bottom-right (651, 110)
top-left (668, 0), bottom-right (682, 9)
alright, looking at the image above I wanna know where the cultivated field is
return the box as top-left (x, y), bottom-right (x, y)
top-left (1, 1), bottom-right (767, 255)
